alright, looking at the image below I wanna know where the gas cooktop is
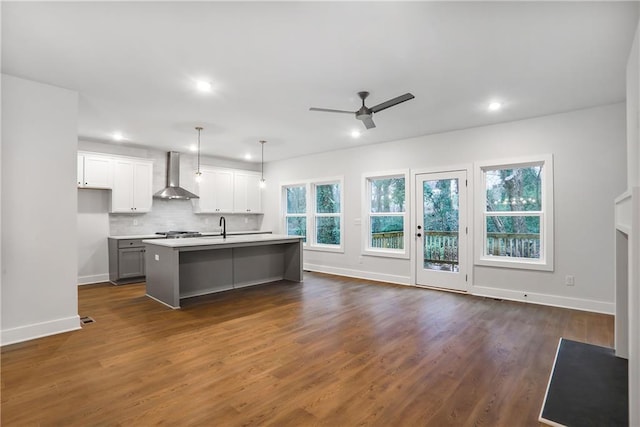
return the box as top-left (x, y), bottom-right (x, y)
top-left (155, 231), bottom-right (203, 239)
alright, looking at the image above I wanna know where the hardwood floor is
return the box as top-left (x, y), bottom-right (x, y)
top-left (1, 272), bottom-right (613, 426)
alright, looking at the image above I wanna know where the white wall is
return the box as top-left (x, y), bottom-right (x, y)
top-left (625, 18), bottom-right (640, 427)
top-left (1, 74), bottom-right (79, 345)
top-left (77, 189), bottom-right (110, 285)
top-left (263, 103), bottom-right (627, 314)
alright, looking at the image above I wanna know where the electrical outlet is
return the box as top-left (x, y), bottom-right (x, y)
top-left (565, 275), bottom-right (575, 286)
top-left (133, 219), bottom-right (138, 226)
top-left (244, 217), bottom-right (248, 224)
top-left (154, 254), bottom-right (159, 261)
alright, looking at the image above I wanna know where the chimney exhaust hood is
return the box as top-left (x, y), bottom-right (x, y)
top-left (153, 151), bottom-right (199, 199)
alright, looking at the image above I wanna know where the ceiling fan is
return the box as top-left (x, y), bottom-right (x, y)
top-left (309, 91), bottom-right (415, 129)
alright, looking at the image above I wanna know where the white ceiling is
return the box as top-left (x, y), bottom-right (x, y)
top-left (2, 2), bottom-right (639, 163)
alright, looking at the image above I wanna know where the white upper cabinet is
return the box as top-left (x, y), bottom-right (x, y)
top-left (194, 168), bottom-right (262, 214)
top-left (234, 171), bottom-right (262, 213)
top-left (77, 152), bottom-right (112, 188)
top-left (194, 169), bottom-right (234, 213)
top-left (110, 158), bottom-right (153, 213)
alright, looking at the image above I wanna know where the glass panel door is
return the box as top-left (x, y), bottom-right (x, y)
top-left (416, 171), bottom-right (468, 291)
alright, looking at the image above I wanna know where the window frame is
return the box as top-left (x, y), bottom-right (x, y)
top-left (281, 177), bottom-right (344, 253)
top-left (310, 178), bottom-right (344, 252)
top-left (362, 170), bottom-right (410, 259)
top-left (282, 183), bottom-right (309, 245)
top-left (474, 154), bottom-right (554, 271)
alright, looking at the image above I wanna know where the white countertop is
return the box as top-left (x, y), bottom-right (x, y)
top-left (109, 230), bottom-right (271, 240)
top-left (142, 233), bottom-right (302, 248)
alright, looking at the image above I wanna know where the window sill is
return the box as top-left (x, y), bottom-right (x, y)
top-left (362, 249), bottom-right (409, 259)
top-left (475, 256), bottom-right (553, 271)
top-left (304, 245), bottom-right (344, 254)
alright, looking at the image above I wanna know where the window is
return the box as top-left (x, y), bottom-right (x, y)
top-left (475, 155), bottom-right (554, 271)
top-left (282, 178), bottom-right (344, 252)
top-left (313, 181), bottom-right (342, 248)
top-left (284, 185), bottom-right (307, 242)
top-left (363, 171), bottom-right (409, 258)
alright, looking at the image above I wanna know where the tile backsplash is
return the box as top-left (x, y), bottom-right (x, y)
top-left (109, 198), bottom-right (263, 236)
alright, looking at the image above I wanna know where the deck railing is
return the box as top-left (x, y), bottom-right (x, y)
top-left (371, 231), bottom-right (404, 249)
top-left (486, 232), bottom-right (540, 258)
top-left (371, 230), bottom-right (541, 260)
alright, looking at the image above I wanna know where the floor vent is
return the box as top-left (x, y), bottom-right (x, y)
top-left (80, 316), bottom-right (95, 325)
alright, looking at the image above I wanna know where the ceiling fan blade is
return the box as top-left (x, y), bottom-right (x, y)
top-left (362, 116), bottom-right (376, 129)
top-left (370, 93), bottom-right (415, 113)
top-left (309, 107), bottom-right (355, 114)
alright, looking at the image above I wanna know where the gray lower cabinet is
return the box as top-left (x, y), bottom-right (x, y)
top-left (108, 238), bottom-right (157, 284)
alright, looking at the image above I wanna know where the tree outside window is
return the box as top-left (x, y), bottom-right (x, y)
top-left (364, 172), bottom-right (408, 258)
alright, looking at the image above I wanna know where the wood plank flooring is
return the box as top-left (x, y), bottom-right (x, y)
top-left (1, 272), bottom-right (614, 426)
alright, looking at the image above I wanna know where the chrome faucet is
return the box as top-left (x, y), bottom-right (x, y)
top-left (219, 216), bottom-right (226, 239)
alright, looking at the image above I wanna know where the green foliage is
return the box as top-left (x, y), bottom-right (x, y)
top-left (286, 186), bottom-right (306, 214)
top-left (371, 216), bottom-right (403, 233)
top-left (370, 177), bottom-right (405, 213)
top-left (317, 217), bottom-right (340, 245)
top-left (286, 217), bottom-right (307, 242)
top-left (423, 179), bottom-right (459, 232)
top-left (316, 184), bottom-right (340, 214)
top-left (485, 166), bottom-right (542, 234)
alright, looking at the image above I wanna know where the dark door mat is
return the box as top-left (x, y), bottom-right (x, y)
top-left (540, 338), bottom-right (628, 427)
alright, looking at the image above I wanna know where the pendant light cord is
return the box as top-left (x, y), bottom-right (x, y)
top-left (196, 126), bottom-right (203, 175)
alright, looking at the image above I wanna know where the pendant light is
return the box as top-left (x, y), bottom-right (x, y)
top-left (259, 140), bottom-right (267, 188)
top-left (194, 126), bottom-right (203, 183)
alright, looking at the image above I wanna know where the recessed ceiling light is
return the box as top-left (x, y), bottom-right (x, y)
top-left (488, 102), bottom-right (502, 111)
top-left (189, 144), bottom-right (198, 152)
top-left (112, 132), bottom-right (124, 141)
top-left (196, 80), bottom-right (212, 93)
top-left (244, 153), bottom-right (252, 160)
top-left (351, 130), bottom-right (361, 138)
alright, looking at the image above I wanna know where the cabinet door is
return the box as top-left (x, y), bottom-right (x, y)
top-left (133, 161), bottom-right (153, 212)
top-left (83, 155), bottom-right (112, 188)
top-left (234, 172), bottom-right (262, 213)
top-left (77, 154), bottom-right (84, 186)
top-left (244, 173), bottom-right (262, 213)
top-left (195, 169), bottom-right (218, 212)
top-left (214, 170), bottom-right (234, 213)
top-left (111, 160), bottom-right (134, 212)
top-left (118, 247), bottom-right (145, 278)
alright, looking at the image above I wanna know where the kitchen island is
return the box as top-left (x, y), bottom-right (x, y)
top-left (142, 234), bottom-right (303, 308)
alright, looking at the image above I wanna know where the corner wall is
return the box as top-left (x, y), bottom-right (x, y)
top-left (263, 103), bottom-right (626, 314)
top-left (625, 17), bottom-right (640, 427)
top-left (1, 74), bottom-right (80, 345)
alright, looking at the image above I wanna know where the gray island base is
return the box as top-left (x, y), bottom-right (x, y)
top-left (142, 234), bottom-right (304, 308)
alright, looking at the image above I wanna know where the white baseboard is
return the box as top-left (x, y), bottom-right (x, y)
top-left (78, 273), bottom-right (110, 285)
top-left (471, 285), bottom-right (615, 315)
top-left (302, 265), bottom-right (613, 314)
top-left (1, 315), bottom-right (81, 346)
top-left (303, 263), bottom-right (411, 286)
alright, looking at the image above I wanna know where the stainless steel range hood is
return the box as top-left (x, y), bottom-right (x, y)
top-left (153, 151), bottom-right (199, 199)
